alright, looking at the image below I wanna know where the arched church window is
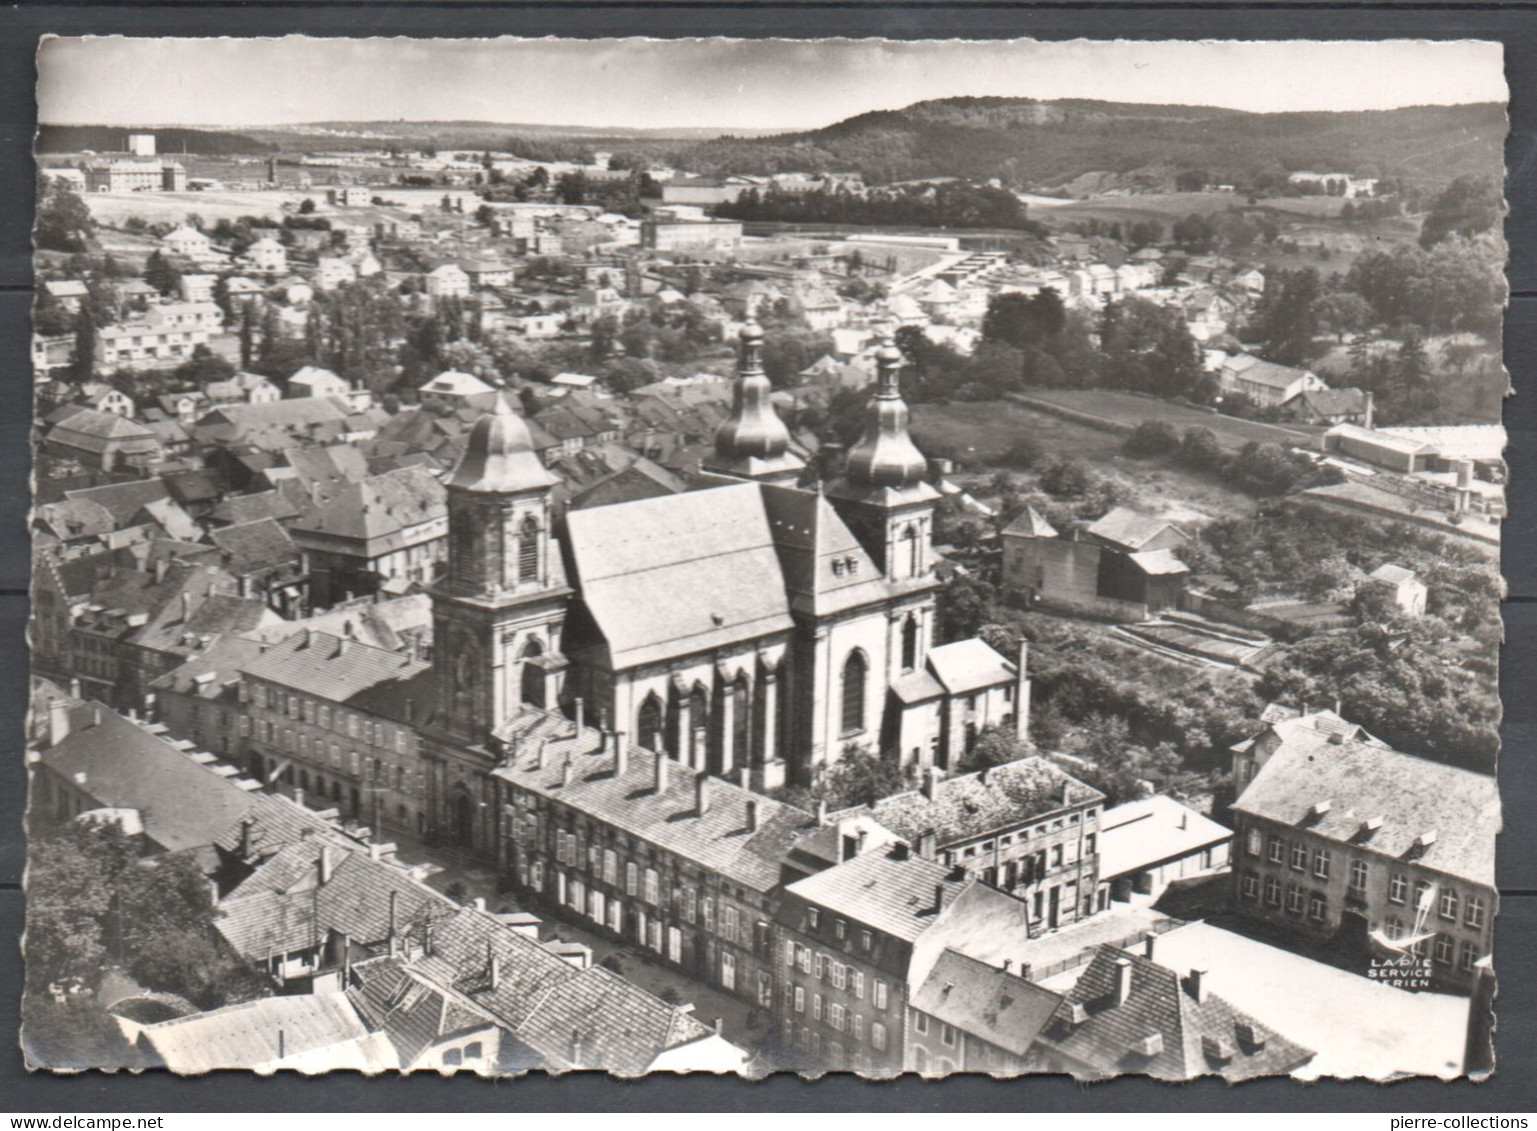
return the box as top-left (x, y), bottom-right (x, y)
top-left (520, 636), bottom-right (545, 707)
top-left (904, 524), bottom-right (921, 577)
top-left (901, 615), bottom-right (919, 672)
top-left (638, 694), bottom-right (666, 755)
top-left (841, 650), bottom-right (867, 735)
top-left (517, 515), bottom-right (540, 583)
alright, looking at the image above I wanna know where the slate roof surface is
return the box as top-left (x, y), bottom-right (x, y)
top-left (1285, 387), bottom-right (1368, 417)
top-left (782, 846), bottom-right (969, 944)
top-left (493, 706), bottom-right (816, 893)
top-left (853, 756), bottom-right (1102, 847)
top-left (1040, 946), bottom-right (1313, 1080)
top-left (1226, 356), bottom-right (1315, 391)
top-left (909, 948), bottom-right (1062, 1056)
top-left (240, 629), bottom-right (433, 708)
top-left (563, 482), bottom-right (793, 668)
top-left (1003, 507), bottom-right (1058, 539)
top-left (151, 633), bottom-right (268, 701)
top-left (519, 966), bottom-right (712, 1075)
top-left (39, 703), bottom-right (258, 854)
top-left (65, 478), bottom-right (173, 526)
top-left (759, 484), bottom-right (895, 618)
top-left (209, 518), bottom-right (300, 575)
top-left (209, 488), bottom-right (305, 527)
top-left (1231, 734), bottom-right (1499, 887)
top-left (290, 467), bottom-right (445, 547)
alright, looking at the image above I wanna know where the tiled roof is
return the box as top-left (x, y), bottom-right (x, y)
top-left (48, 409), bottom-right (159, 446)
top-left (759, 485), bottom-right (895, 618)
top-left (1002, 506), bottom-right (1058, 539)
top-left (519, 966), bottom-right (712, 1075)
top-left (781, 846), bottom-right (969, 944)
top-left (151, 633), bottom-right (268, 701)
top-left (1231, 734), bottom-right (1499, 887)
top-left (209, 488), bottom-right (305, 527)
top-left (563, 482), bottom-right (793, 669)
top-left (209, 518), bottom-right (300, 575)
top-left (1124, 549), bottom-right (1189, 577)
top-left (1286, 387), bottom-right (1368, 417)
top-left (347, 959), bottom-right (498, 1067)
top-left (1039, 946), bottom-right (1313, 1080)
top-left (1225, 356), bottom-right (1316, 391)
top-left (1097, 795), bottom-right (1231, 880)
top-left (38, 703), bottom-right (259, 855)
top-left (240, 629), bottom-right (433, 709)
top-left (65, 478), bottom-right (173, 526)
top-left (493, 706), bottom-right (817, 893)
top-left (290, 467), bottom-right (445, 548)
top-left (909, 948), bottom-right (1061, 1056)
top-left (853, 757), bottom-right (1102, 848)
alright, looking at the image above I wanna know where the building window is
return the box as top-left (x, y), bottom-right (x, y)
top-left (1240, 872), bottom-right (1259, 901)
top-left (835, 919), bottom-right (846, 941)
top-left (901, 615), bottom-right (919, 671)
top-left (1264, 876), bottom-right (1281, 907)
top-left (1286, 885), bottom-right (1305, 915)
top-left (861, 930), bottom-right (873, 952)
top-left (831, 962), bottom-right (847, 991)
top-left (1388, 873), bottom-right (1408, 904)
top-left (940, 1023), bottom-right (957, 1048)
top-left (1289, 843), bottom-right (1307, 872)
top-left (1466, 896), bottom-right (1487, 929)
top-left (625, 862), bottom-right (638, 897)
top-left (851, 971), bottom-right (864, 1000)
top-left (1434, 934), bottom-right (1454, 966)
top-left (518, 516), bottom-right (540, 582)
top-left (873, 980), bottom-right (889, 1010)
top-left (812, 994), bottom-right (823, 1022)
top-left (841, 651), bottom-right (867, 735)
top-left (793, 986), bottom-right (805, 1014)
top-left (913, 1013), bottom-right (929, 1036)
top-left (644, 868), bottom-right (660, 906)
top-left (871, 1022), bottom-right (888, 1053)
top-left (1267, 836), bottom-right (1284, 865)
top-left (1308, 892), bottom-right (1327, 921)
top-left (1313, 850), bottom-right (1330, 881)
top-left (807, 908), bottom-right (820, 929)
top-left (1349, 860), bottom-right (1369, 891)
top-left (1245, 828), bottom-right (1262, 857)
top-left (1439, 888), bottom-right (1459, 922)
top-left (1458, 941), bottom-right (1477, 973)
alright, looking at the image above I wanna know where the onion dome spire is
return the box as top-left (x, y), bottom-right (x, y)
top-left (713, 321), bottom-right (792, 462)
top-left (444, 394), bottom-right (558, 493)
top-left (842, 333), bottom-right (929, 489)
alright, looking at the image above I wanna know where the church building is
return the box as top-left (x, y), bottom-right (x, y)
top-left (420, 323), bottom-right (1029, 855)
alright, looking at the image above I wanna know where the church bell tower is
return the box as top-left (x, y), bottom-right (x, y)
top-left (430, 396), bottom-right (570, 747)
top-left (702, 321), bottom-right (805, 485)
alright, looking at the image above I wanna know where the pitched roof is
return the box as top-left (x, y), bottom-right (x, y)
top-left (1224, 356), bottom-right (1316, 391)
top-left (137, 992), bottom-right (392, 1074)
top-left (853, 757), bottom-right (1103, 847)
top-left (239, 630), bottom-right (433, 710)
top-left (909, 948), bottom-right (1062, 1056)
top-left (1368, 563), bottom-right (1418, 585)
top-left (519, 966), bottom-right (713, 1075)
top-left (289, 467), bottom-right (445, 549)
top-left (759, 484), bottom-right (895, 617)
top-left (1232, 735), bottom-right (1499, 887)
top-left (1040, 946), bottom-right (1313, 1080)
top-left (38, 703), bottom-right (259, 855)
top-left (782, 846), bottom-right (970, 944)
top-left (1284, 386), bottom-right (1368, 417)
top-left (48, 409), bottom-right (160, 452)
top-left (1097, 795), bottom-right (1231, 880)
top-left (1084, 507), bottom-right (1187, 552)
top-left (926, 639), bottom-right (1014, 696)
top-left (151, 633), bottom-right (269, 701)
top-left (563, 482), bottom-right (793, 668)
top-left (493, 706), bottom-right (816, 893)
top-left (209, 488), bottom-right (304, 527)
top-left (1003, 506), bottom-right (1058, 539)
top-left (62, 478), bottom-right (172, 526)
top-left (1125, 549), bottom-right (1190, 577)
top-left (209, 518), bottom-right (300, 575)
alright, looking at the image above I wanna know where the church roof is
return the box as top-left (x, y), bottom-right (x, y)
top-left (760, 485), bottom-right (893, 618)
top-left (443, 397), bottom-right (558, 495)
top-left (563, 482), bottom-right (793, 669)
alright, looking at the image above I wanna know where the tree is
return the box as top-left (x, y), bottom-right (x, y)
top-left (35, 180), bottom-right (95, 253)
top-left (33, 288), bottom-right (75, 337)
top-left (1123, 419), bottom-right (1181, 458)
top-left (69, 305), bottom-right (97, 384)
top-left (953, 725), bottom-right (1029, 774)
top-left (298, 197), bottom-right (316, 214)
top-left (1419, 175), bottom-right (1502, 249)
top-left (981, 288), bottom-right (1066, 351)
top-left (781, 748), bottom-right (912, 811)
top-left (1176, 426), bottom-right (1225, 472)
top-left (1310, 292), bottom-right (1374, 342)
top-left (143, 250), bottom-right (182, 297)
top-left (1246, 267), bottom-right (1321, 365)
top-left (239, 303), bottom-right (256, 370)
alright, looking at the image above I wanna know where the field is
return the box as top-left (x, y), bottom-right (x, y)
top-left (82, 189), bottom-right (303, 228)
top-left (1010, 388), bottom-right (1325, 450)
top-left (909, 398), bottom-right (1260, 525)
top-left (1027, 191), bottom-right (1352, 225)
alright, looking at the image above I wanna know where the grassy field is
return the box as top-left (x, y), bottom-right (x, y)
top-left (1029, 191), bottom-right (1352, 226)
top-left (83, 189), bottom-right (302, 228)
top-left (1011, 388), bottom-right (1325, 450)
top-left (909, 398), bottom-right (1259, 525)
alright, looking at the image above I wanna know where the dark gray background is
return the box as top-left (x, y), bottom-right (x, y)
top-left (0, 4), bottom-right (1531, 1112)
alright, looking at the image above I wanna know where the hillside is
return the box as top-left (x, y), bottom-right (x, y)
top-left (36, 124), bottom-right (277, 156)
top-left (672, 97), bottom-right (1507, 190)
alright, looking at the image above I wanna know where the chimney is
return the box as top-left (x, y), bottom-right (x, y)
top-left (1002, 958), bottom-right (1013, 975)
top-left (69, 678), bottom-right (81, 699)
top-left (934, 883), bottom-right (947, 915)
top-left (180, 592), bottom-right (192, 622)
top-left (47, 700), bottom-right (71, 747)
top-left (561, 757), bottom-right (573, 788)
top-left (1144, 933), bottom-right (1157, 961)
top-left (1062, 780), bottom-right (1073, 806)
top-left (294, 787), bottom-right (305, 809)
top-left (318, 844), bottom-right (334, 885)
top-left (1113, 957), bottom-right (1134, 1007)
top-left (239, 816), bottom-right (254, 860)
top-left (613, 731), bottom-right (629, 777)
top-left (388, 891), bottom-right (399, 955)
top-left (1180, 812), bottom-right (1188, 831)
top-left (1188, 969), bottom-right (1208, 1003)
top-left (738, 765), bottom-right (751, 789)
top-left (474, 897), bottom-right (486, 912)
top-left (304, 627), bottom-right (314, 649)
top-left (695, 772), bottom-right (711, 817)
top-left (569, 1030), bottom-right (583, 1067)
top-left (920, 769), bottom-right (937, 801)
top-left (91, 706), bottom-right (102, 729)
top-left (713, 1017), bottom-right (723, 1035)
top-left (278, 1028), bottom-right (286, 1062)
top-left (405, 699), bottom-right (415, 723)
top-left (488, 939), bottom-right (501, 990)
top-left (746, 798), bottom-right (760, 832)
top-left (654, 753), bottom-right (669, 795)
top-left (573, 697), bottom-right (585, 737)
top-left (154, 558), bottom-right (169, 583)
top-left (535, 740), bottom-right (547, 771)
top-left (336, 636), bottom-right (349, 657)
top-left (917, 829), bottom-right (938, 861)
top-left (816, 799), bottom-right (828, 826)
top-left (1363, 390), bottom-right (1375, 431)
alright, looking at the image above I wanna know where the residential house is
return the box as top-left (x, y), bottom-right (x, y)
top-left (247, 237), bottom-right (288, 275)
top-left (418, 370), bottom-right (498, 413)
top-left (1364, 563), bottom-right (1428, 617)
top-left (178, 274), bottom-right (217, 304)
top-left (161, 225), bottom-right (214, 260)
top-left (905, 949), bottom-right (1062, 1076)
top-left (1280, 387), bottom-right (1372, 427)
top-left (287, 366), bottom-right (352, 401)
top-left (44, 409), bottom-right (162, 473)
top-left (316, 257), bottom-right (357, 290)
top-left (43, 279), bottom-right (89, 313)
top-left (1095, 795), bottom-right (1231, 909)
top-left (426, 264), bottom-right (472, 300)
top-left (1219, 355), bottom-right (1327, 408)
top-left (208, 517), bottom-right (309, 616)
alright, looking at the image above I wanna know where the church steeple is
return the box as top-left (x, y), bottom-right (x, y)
top-left (826, 333), bottom-right (940, 584)
top-left (703, 321), bottom-right (804, 484)
top-left (841, 335), bottom-right (929, 490)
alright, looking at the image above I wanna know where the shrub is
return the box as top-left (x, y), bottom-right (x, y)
top-left (1123, 419), bottom-right (1181, 458)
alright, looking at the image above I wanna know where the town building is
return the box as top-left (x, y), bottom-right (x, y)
top-left (1229, 732), bottom-right (1497, 993)
top-left (161, 225), bottom-right (215, 260)
top-left (1363, 563), bottom-right (1428, 617)
top-left (1218, 355), bottom-right (1327, 408)
top-left (426, 264), bottom-right (472, 300)
top-left (81, 158), bottom-right (188, 193)
top-left (1095, 794), bottom-right (1230, 908)
top-left (246, 237), bottom-right (288, 275)
top-left (641, 219), bottom-right (744, 255)
top-left (1001, 506), bottom-right (1190, 620)
top-left (43, 408), bottom-right (162, 473)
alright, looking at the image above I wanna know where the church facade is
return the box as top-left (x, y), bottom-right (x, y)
top-left (420, 324), bottom-right (1028, 856)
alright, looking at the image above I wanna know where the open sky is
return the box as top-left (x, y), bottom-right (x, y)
top-left (38, 37), bottom-right (1506, 132)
